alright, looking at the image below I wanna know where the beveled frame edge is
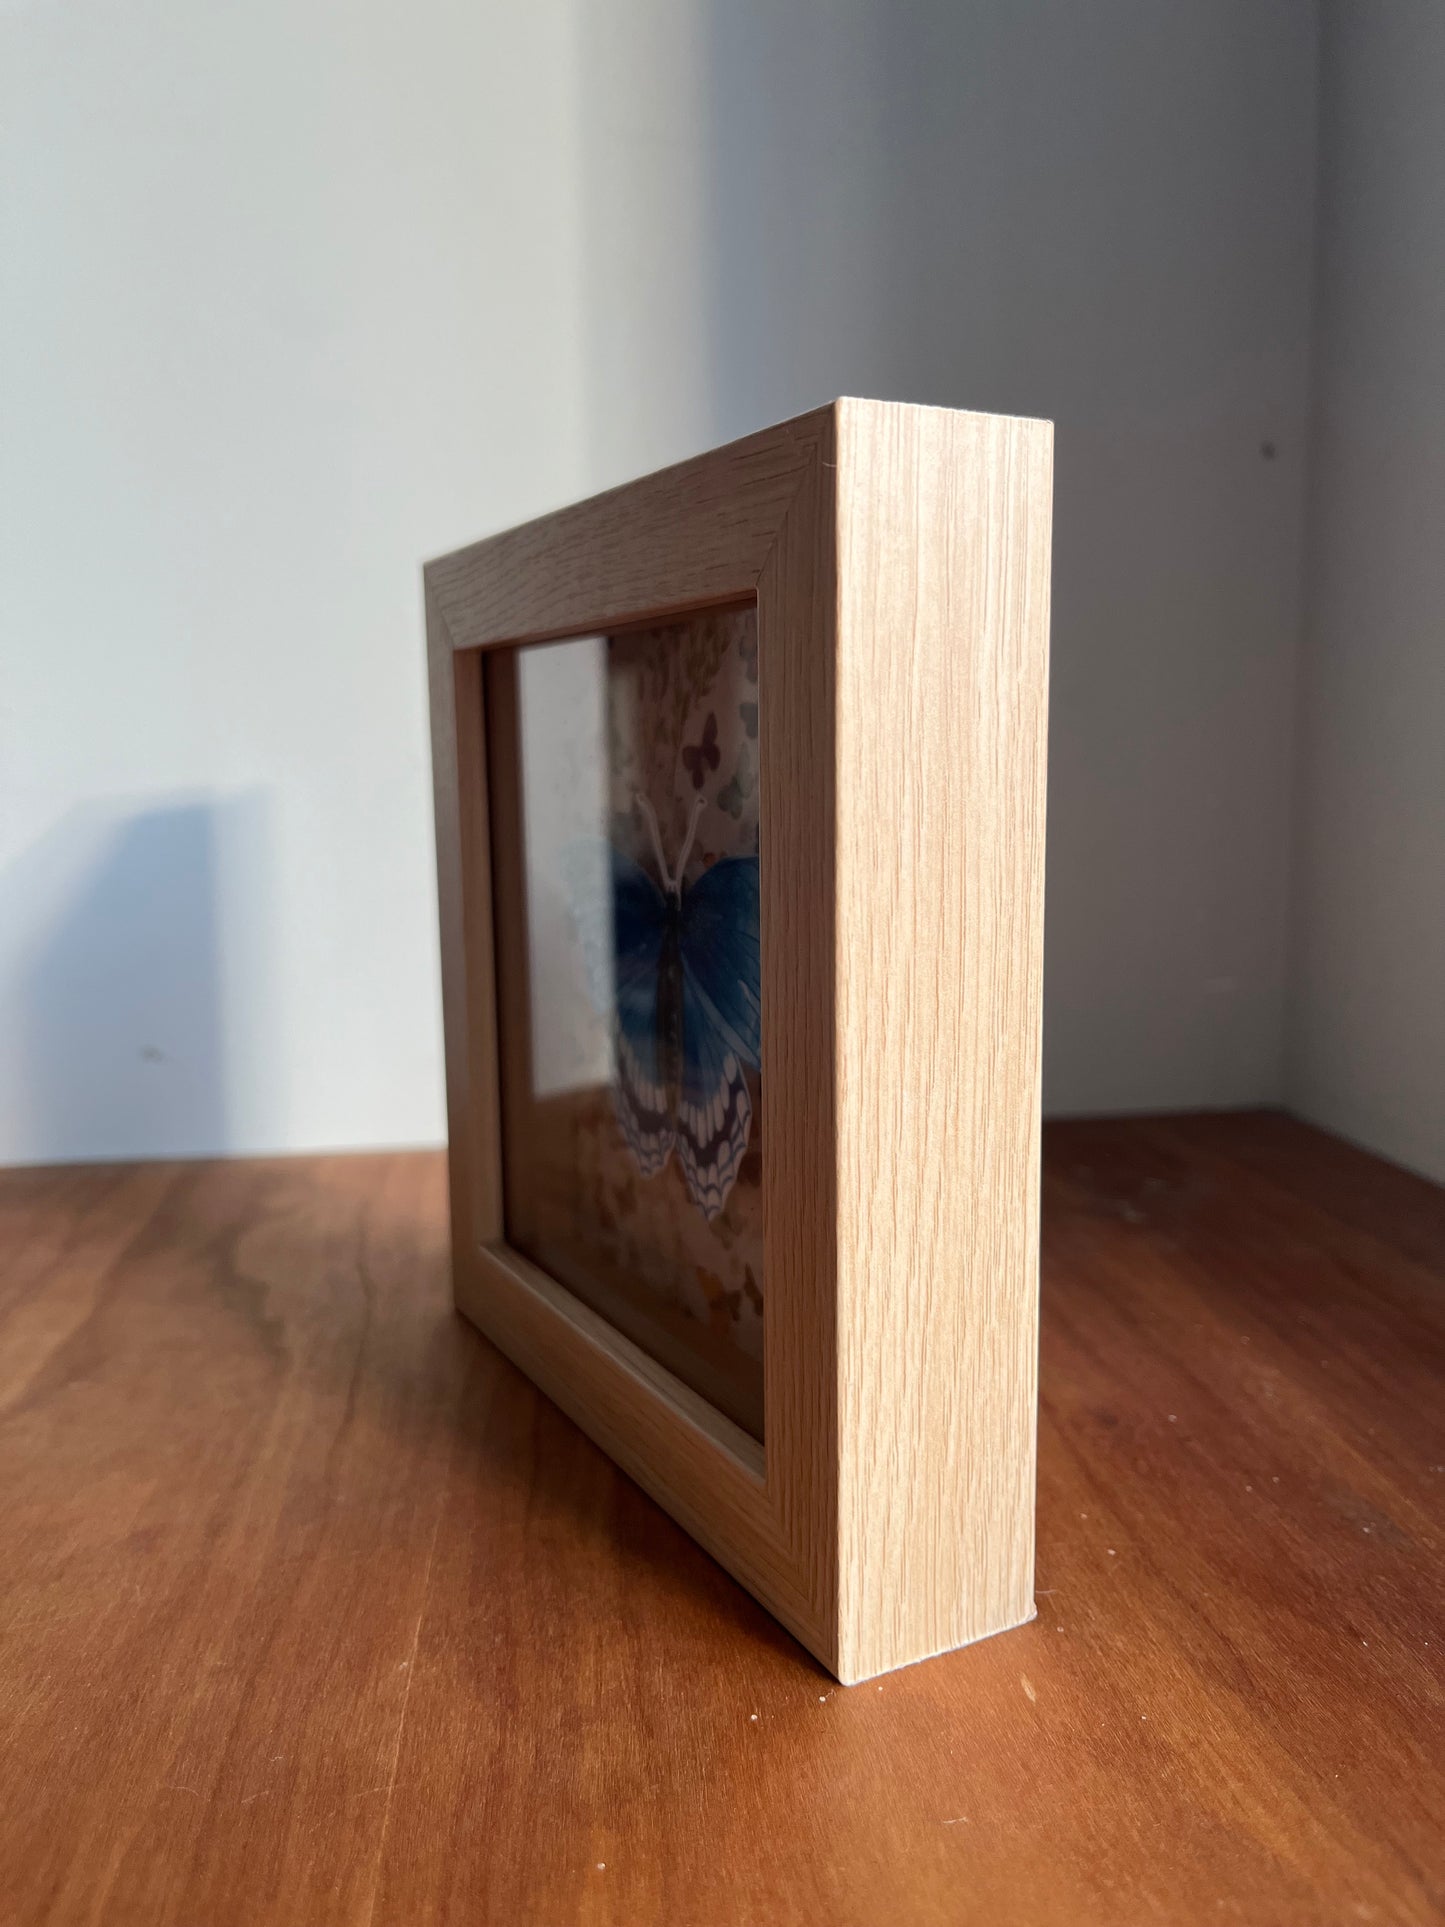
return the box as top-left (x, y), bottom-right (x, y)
top-left (424, 406), bottom-right (842, 1668)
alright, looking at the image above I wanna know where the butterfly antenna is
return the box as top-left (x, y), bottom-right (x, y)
top-left (634, 791), bottom-right (673, 893)
top-left (674, 793), bottom-right (706, 883)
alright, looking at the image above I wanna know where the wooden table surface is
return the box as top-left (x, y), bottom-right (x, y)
top-left (2, 1113), bottom-right (1442, 1926)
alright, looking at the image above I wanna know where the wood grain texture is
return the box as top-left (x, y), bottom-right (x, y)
top-left (2, 1116), bottom-right (1441, 1926)
top-left (834, 399), bottom-right (1052, 1677)
top-left (425, 410), bottom-right (830, 653)
top-left (426, 587), bottom-right (501, 1257)
top-left (424, 399), bottom-right (1053, 1680)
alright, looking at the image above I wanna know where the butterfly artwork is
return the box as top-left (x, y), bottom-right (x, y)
top-left (717, 739), bottom-right (756, 821)
top-left (681, 712), bottom-right (721, 789)
top-left (564, 793), bottom-right (761, 1224)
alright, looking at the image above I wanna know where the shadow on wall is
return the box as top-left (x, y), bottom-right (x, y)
top-left (565, 2), bottom-right (1316, 1121)
top-left (0, 795), bottom-right (273, 1165)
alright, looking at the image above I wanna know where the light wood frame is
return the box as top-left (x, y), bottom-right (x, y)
top-left (424, 398), bottom-right (1053, 1682)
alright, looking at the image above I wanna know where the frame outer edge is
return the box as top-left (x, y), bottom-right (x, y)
top-left (423, 400), bottom-right (1051, 1688)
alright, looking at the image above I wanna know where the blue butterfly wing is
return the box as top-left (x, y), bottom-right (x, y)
top-left (674, 855), bottom-right (761, 1220)
top-left (561, 840), bottom-right (675, 1179)
top-left (677, 856), bottom-right (761, 1066)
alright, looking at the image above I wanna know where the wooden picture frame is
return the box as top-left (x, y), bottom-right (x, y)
top-left (424, 398), bottom-right (1053, 1683)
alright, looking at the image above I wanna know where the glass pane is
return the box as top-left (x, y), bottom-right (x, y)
top-left (487, 603), bottom-right (764, 1439)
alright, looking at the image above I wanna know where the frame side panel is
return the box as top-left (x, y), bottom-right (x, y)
top-left (756, 413), bottom-right (843, 1666)
top-left (427, 587), bottom-right (503, 1255)
top-left (833, 399), bottom-right (1053, 1681)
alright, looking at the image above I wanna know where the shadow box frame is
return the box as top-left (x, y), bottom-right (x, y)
top-left (424, 397), bottom-right (1053, 1684)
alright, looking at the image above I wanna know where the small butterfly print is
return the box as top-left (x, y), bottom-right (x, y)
top-left (682, 711), bottom-right (720, 790)
top-left (563, 795), bottom-right (761, 1223)
top-left (718, 742), bottom-right (756, 821)
top-left (697, 1266), bottom-right (742, 1333)
top-left (739, 625), bottom-right (758, 685)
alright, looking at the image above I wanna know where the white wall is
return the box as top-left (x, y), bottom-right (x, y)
top-left (1, 0), bottom-right (596, 1159)
top-left (0, 0), bottom-right (1319, 1161)
top-left (1287, 2), bottom-right (1445, 1184)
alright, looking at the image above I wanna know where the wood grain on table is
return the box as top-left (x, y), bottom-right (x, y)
top-left (1, 1114), bottom-right (1441, 1926)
